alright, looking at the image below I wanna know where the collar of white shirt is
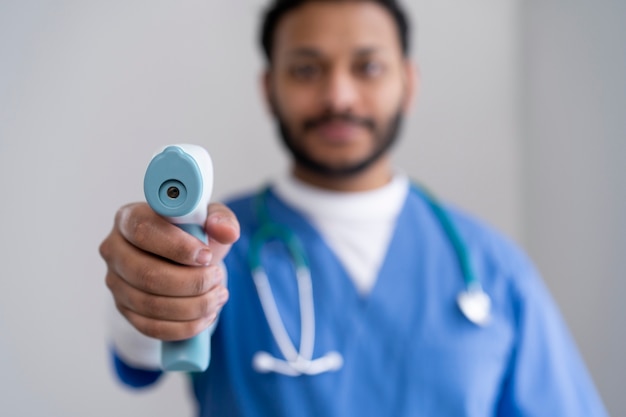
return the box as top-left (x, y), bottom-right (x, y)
top-left (273, 173), bottom-right (410, 295)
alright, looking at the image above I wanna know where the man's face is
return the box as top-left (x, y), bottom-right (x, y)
top-left (265, 1), bottom-right (415, 178)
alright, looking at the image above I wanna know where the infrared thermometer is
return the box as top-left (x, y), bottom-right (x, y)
top-left (143, 144), bottom-right (213, 372)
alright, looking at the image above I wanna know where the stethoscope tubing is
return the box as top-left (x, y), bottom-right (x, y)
top-left (251, 266), bottom-right (315, 363)
top-left (248, 183), bottom-right (491, 376)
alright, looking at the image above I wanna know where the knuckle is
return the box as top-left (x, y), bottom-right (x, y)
top-left (221, 287), bottom-right (230, 304)
top-left (192, 278), bottom-right (207, 297)
top-left (112, 207), bottom-right (125, 229)
top-left (196, 295), bottom-right (212, 319)
top-left (129, 218), bottom-right (152, 247)
top-left (117, 304), bottom-right (151, 335)
top-left (137, 266), bottom-right (160, 294)
top-left (140, 319), bottom-right (173, 341)
top-left (117, 303), bottom-right (171, 341)
top-left (114, 205), bottom-right (128, 226)
top-left (104, 272), bottom-right (116, 292)
top-left (141, 295), bottom-right (165, 318)
top-left (213, 264), bottom-right (224, 284)
top-left (142, 322), bottom-right (166, 340)
top-left (184, 320), bottom-right (207, 339)
top-left (191, 268), bottom-right (212, 295)
top-left (207, 312), bottom-right (218, 325)
top-left (146, 318), bottom-right (208, 342)
top-left (98, 239), bottom-right (110, 261)
top-left (99, 235), bottom-right (119, 263)
top-left (172, 246), bottom-right (194, 266)
top-left (115, 302), bottom-right (128, 318)
top-left (118, 205), bottom-right (152, 247)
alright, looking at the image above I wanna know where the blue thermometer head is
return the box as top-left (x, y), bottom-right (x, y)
top-left (144, 146), bottom-right (204, 218)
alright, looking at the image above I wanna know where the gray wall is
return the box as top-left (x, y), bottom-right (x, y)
top-left (0, 0), bottom-right (621, 416)
top-left (523, 1), bottom-right (626, 415)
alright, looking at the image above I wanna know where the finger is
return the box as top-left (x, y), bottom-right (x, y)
top-left (117, 202), bottom-right (212, 266)
top-left (102, 230), bottom-right (219, 297)
top-left (205, 203), bottom-right (240, 245)
top-left (205, 203), bottom-right (240, 262)
top-left (107, 269), bottom-right (229, 321)
top-left (116, 302), bottom-right (222, 342)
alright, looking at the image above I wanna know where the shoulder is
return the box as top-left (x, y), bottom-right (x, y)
top-left (450, 205), bottom-right (532, 276)
top-left (424, 198), bottom-right (561, 333)
top-left (410, 190), bottom-right (542, 298)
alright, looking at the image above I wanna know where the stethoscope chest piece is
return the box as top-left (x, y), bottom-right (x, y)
top-left (414, 184), bottom-right (492, 327)
top-left (457, 287), bottom-right (491, 326)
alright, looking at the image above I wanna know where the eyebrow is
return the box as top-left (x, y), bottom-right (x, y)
top-left (287, 47), bottom-right (323, 59)
top-left (286, 46), bottom-right (384, 59)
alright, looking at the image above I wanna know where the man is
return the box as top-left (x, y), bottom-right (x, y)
top-left (99, 0), bottom-right (608, 415)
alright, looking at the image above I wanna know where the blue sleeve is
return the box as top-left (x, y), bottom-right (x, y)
top-left (111, 348), bottom-right (163, 389)
top-left (496, 266), bottom-right (608, 416)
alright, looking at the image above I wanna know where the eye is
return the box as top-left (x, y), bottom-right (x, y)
top-left (289, 63), bottom-right (322, 81)
top-left (355, 60), bottom-right (385, 78)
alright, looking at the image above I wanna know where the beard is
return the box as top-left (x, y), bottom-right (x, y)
top-left (270, 97), bottom-right (405, 179)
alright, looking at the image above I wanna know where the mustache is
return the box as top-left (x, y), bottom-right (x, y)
top-left (303, 112), bottom-right (376, 132)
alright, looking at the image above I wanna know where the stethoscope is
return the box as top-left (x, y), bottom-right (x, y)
top-left (247, 184), bottom-right (491, 377)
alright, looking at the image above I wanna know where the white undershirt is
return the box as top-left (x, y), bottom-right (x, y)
top-left (110, 173), bottom-right (409, 369)
top-left (273, 173), bottom-right (409, 295)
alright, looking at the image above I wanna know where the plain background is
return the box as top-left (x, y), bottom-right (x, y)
top-left (0, 0), bottom-right (623, 416)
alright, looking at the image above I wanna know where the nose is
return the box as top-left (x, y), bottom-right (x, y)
top-left (322, 69), bottom-right (359, 112)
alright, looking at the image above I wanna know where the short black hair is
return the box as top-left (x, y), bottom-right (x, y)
top-left (259, 0), bottom-right (411, 64)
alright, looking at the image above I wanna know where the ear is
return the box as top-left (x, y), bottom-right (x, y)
top-left (401, 60), bottom-right (420, 113)
top-left (260, 68), bottom-right (275, 115)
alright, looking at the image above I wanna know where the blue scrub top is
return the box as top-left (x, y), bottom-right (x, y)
top-left (113, 187), bottom-right (608, 417)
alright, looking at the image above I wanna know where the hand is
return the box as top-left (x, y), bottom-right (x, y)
top-left (99, 202), bottom-right (240, 341)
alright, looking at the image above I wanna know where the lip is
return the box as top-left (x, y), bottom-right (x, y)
top-left (314, 121), bottom-right (363, 143)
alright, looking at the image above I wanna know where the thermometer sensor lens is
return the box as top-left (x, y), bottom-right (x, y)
top-left (167, 186), bottom-right (180, 199)
top-left (158, 180), bottom-right (187, 209)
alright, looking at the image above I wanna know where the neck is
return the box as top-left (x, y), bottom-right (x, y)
top-left (292, 155), bottom-right (394, 192)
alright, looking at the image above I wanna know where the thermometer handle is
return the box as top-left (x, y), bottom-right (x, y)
top-left (162, 224), bottom-right (210, 372)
